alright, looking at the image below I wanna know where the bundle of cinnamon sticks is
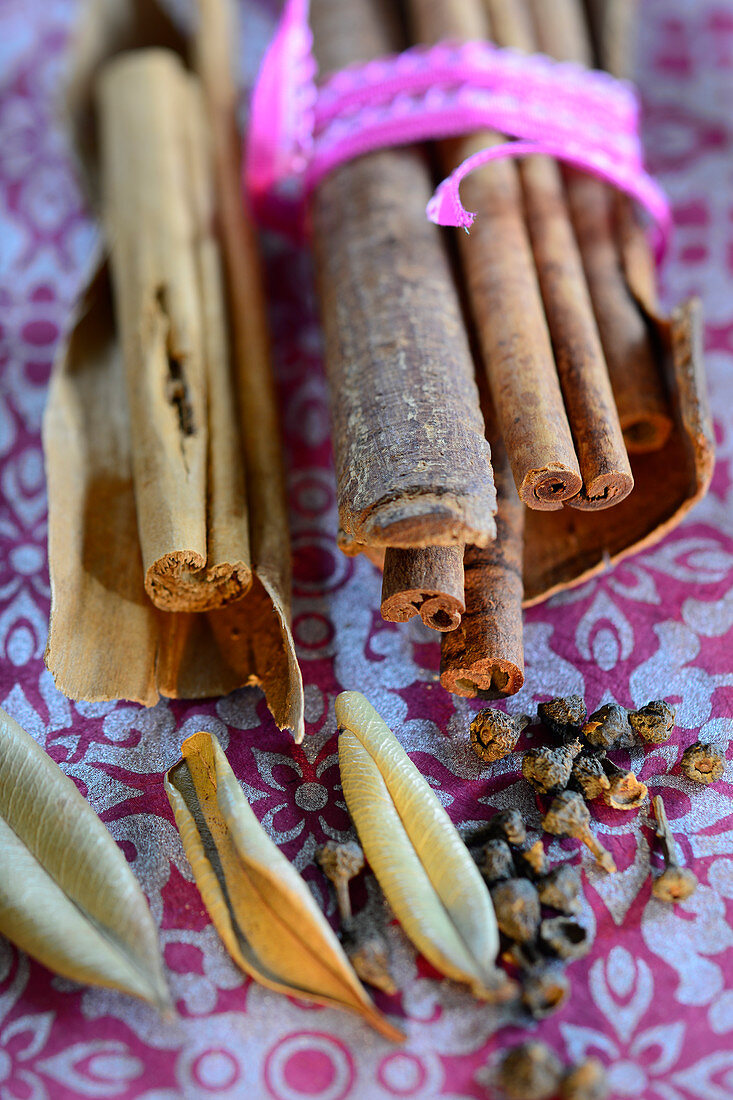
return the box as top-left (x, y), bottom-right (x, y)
top-left (310, 0), bottom-right (713, 699)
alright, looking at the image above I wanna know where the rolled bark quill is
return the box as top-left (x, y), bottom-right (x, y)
top-left (381, 547), bottom-right (465, 632)
top-left (484, 0), bottom-right (634, 511)
top-left (407, 0), bottom-right (583, 511)
top-left (310, 0), bottom-right (497, 550)
top-left (528, 0), bottom-right (673, 454)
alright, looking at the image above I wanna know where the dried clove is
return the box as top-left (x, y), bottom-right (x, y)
top-left (340, 924), bottom-right (397, 996)
top-left (628, 700), bottom-right (675, 744)
top-left (581, 703), bottom-right (631, 750)
top-left (680, 741), bottom-right (725, 784)
top-left (470, 709), bottom-right (530, 763)
top-left (651, 794), bottom-right (698, 902)
top-left (542, 791), bottom-right (617, 873)
top-left (539, 916), bottom-right (592, 961)
top-left (537, 864), bottom-right (583, 915)
top-left (497, 1041), bottom-right (564, 1100)
top-left (601, 758), bottom-right (648, 811)
top-left (488, 808), bottom-right (527, 847)
top-left (516, 839), bottom-right (549, 879)
top-left (523, 739), bottom-right (583, 794)
top-left (316, 841), bottom-right (364, 922)
top-left (572, 752), bottom-right (610, 801)
top-left (560, 1059), bottom-right (608, 1100)
top-left (490, 878), bottom-right (541, 943)
top-left (481, 839), bottom-right (516, 884)
top-left (538, 696), bottom-right (587, 740)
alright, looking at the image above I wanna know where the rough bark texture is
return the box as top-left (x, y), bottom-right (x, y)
top-left (310, 0), bottom-right (496, 549)
top-left (381, 547), bottom-right (465, 632)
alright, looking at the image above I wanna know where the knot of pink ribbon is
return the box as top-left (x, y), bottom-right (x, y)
top-left (244, 0), bottom-right (671, 258)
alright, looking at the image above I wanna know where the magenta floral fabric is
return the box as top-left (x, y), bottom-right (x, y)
top-left (1, 2), bottom-right (732, 1098)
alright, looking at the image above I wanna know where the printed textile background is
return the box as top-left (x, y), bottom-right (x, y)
top-left (1, 1), bottom-right (732, 1098)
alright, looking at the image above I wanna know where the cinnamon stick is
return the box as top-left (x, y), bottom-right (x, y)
top-left (528, 0), bottom-right (673, 454)
top-left (310, 0), bottom-right (497, 549)
top-left (381, 547), bottom-right (465, 632)
top-left (485, 0), bottom-right (633, 510)
top-left (408, 0), bottom-right (583, 511)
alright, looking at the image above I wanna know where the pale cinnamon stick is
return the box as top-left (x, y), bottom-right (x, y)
top-left (485, 0), bottom-right (633, 510)
top-left (310, 0), bottom-right (497, 549)
top-left (528, 0), bottom-right (673, 454)
top-left (408, 0), bottom-right (583, 511)
top-left (381, 547), bottom-right (465, 632)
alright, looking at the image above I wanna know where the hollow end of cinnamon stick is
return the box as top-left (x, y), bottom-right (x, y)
top-left (145, 552), bottom-right (252, 612)
top-left (519, 465), bottom-right (583, 511)
top-left (381, 547), bottom-right (465, 632)
top-left (440, 657), bottom-right (524, 699)
top-left (569, 469), bottom-right (634, 512)
top-left (622, 414), bottom-right (673, 454)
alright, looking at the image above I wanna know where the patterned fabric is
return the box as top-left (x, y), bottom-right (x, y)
top-left (0, 1), bottom-right (731, 1098)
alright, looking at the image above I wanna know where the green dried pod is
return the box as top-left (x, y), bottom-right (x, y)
top-left (628, 700), bottom-right (675, 744)
top-left (470, 709), bottom-right (530, 762)
top-left (497, 1041), bottom-right (564, 1100)
top-left (539, 916), bottom-right (592, 960)
top-left (523, 739), bottom-right (583, 794)
top-left (481, 839), bottom-right (516, 884)
top-left (680, 741), bottom-right (725, 784)
top-left (490, 878), bottom-right (541, 943)
top-left (537, 864), bottom-right (583, 915)
top-left (538, 696), bottom-right (587, 739)
top-left (581, 704), bottom-right (631, 750)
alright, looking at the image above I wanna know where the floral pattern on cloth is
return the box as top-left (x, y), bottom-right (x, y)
top-left (0, 1), bottom-right (732, 1098)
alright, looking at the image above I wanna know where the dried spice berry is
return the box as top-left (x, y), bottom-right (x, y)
top-left (543, 791), bottom-right (616, 873)
top-left (601, 759), bottom-right (648, 811)
top-left (522, 739), bottom-right (583, 794)
top-left (581, 703), bottom-right (631, 750)
top-left (521, 962), bottom-right (570, 1020)
top-left (340, 925), bottom-right (397, 995)
top-left (488, 808), bottom-right (527, 847)
top-left (481, 839), bottom-right (516, 884)
top-left (628, 700), bottom-right (675, 744)
top-left (680, 741), bottom-right (725, 784)
top-left (560, 1059), bottom-right (608, 1100)
top-left (470, 709), bottom-right (530, 762)
top-left (490, 878), bottom-right (541, 943)
top-left (539, 916), bottom-right (592, 961)
top-left (517, 839), bottom-right (548, 879)
top-left (316, 841), bottom-right (364, 921)
top-left (651, 794), bottom-right (698, 902)
top-left (538, 696), bottom-right (587, 739)
top-left (572, 752), bottom-right (610, 801)
top-left (497, 1041), bottom-right (564, 1100)
top-left (537, 864), bottom-right (583, 915)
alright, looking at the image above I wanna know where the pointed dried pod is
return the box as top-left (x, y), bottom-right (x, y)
top-left (537, 696), bottom-right (587, 740)
top-left (337, 692), bottom-right (506, 999)
top-left (165, 730), bottom-right (402, 1042)
top-left (497, 1041), bottom-right (564, 1100)
top-left (543, 791), bottom-right (617, 873)
top-left (522, 739), bottom-right (583, 794)
top-left (560, 1059), bottom-right (608, 1100)
top-left (651, 795), bottom-right (698, 902)
top-left (481, 839), bottom-right (516, 884)
top-left (601, 759), bottom-right (648, 811)
top-left (572, 752), bottom-right (610, 801)
top-left (628, 700), bottom-right (675, 744)
top-left (537, 864), bottom-right (583, 915)
top-left (516, 839), bottom-right (548, 879)
top-left (470, 709), bottom-right (530, 763)
top-left (581, 704), bottom-right (631, 750)
top-left (680, 741), bottom-right (725, 784)
top-left (316, 841), bottom-right (364, 921)
top-left (488, 809), bottom-right (527, 847)
top-left (490, 878), bottom-right (541, 944)
top-left (539, 916), bottom-right (592, 961)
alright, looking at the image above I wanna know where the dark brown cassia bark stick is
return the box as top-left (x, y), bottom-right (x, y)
top-left (485, 0), bottom-right (633, 511)
top-left (528, 0), bottom-right (673, 454)
top-left (309, 0), bottom-right (496, 550)
top-left (381, 547), bottom-right (465, 632)
top-left (408, 0), bottom-right (582, 512)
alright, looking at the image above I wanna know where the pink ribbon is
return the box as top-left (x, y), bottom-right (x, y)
top-left (245, 0), bottom-right (671, 258)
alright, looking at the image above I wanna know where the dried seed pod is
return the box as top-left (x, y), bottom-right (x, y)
top-left (560, 1059), bottom-right (608, 1100)
top-left (601, 759), bottom-right (648, 811)
top-left (481, 839), bottom-right (516, 884)
top-left (340, 926), bottom-right (397, 996)
top-left (581, 704), bottom-right (631, 750)
top-left (537, 696), bottom-right (587, 739)
top-left (516, 839), bottom-right (548, 879)
top-left (316, 841), bottom-right (365, 921)
top-left (680, 741), bottom-right (725, 784)
top-left (521, 963), bottom-right (570, 1020)
top-left (628, 700), bottom-right (675, 744)
top-left (542, 791), bottom-right (616, 873)
top-left (497, 1041), bottom-right (564, 1100)
top-left (539, 916), bottom-right (592, 960)
top-left (651, 795), bottom-right (698, 902)
top-left (488, 809), bottom-right (527, 847)
top-left (470, 709), bottom-right (530, 763)
top-left (537, 864), bottom-right (583, 915)
top-left (572, 752), bottom-right (610, 801)
top-left (523, 739), bottom-right (583, 794)
top-left (490, 878), bottom-right (541, 943)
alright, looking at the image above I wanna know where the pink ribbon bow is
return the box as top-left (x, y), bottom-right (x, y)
top-left (245, 0), bottom-right (671, 258)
